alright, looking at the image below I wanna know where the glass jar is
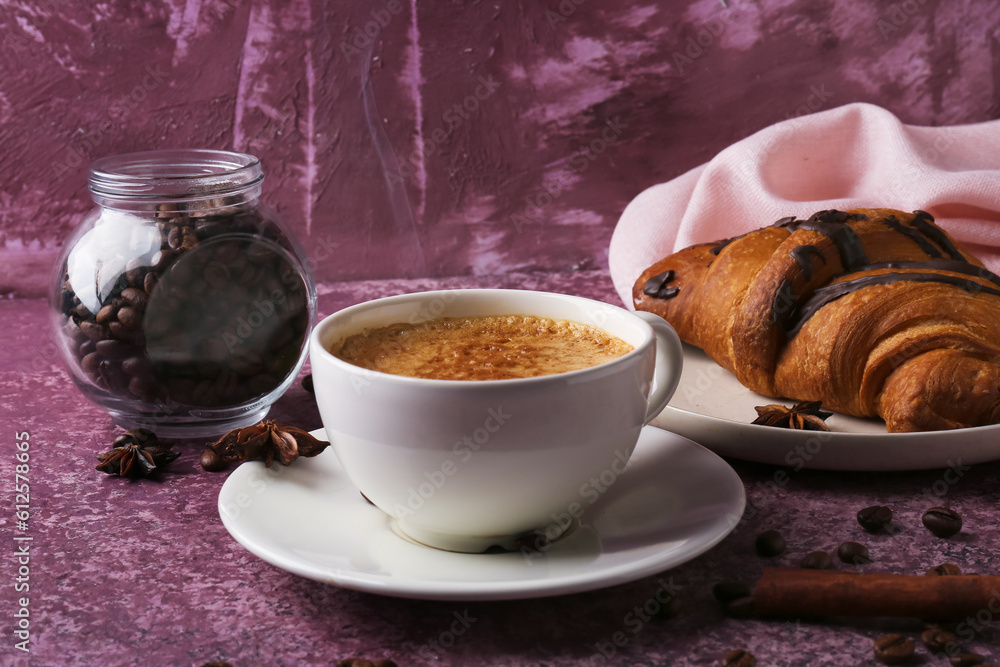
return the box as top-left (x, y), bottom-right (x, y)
top-left (50, 149), bottom-right (316, 437)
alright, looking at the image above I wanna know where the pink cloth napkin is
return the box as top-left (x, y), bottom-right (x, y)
top-left (609, 103), bottom-right (1000, 307)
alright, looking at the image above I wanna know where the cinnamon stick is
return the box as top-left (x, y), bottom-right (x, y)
top-left (754, 567), bottom-right (1000, 618)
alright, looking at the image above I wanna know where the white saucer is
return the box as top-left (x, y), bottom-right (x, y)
top-left (653, 344), bottom-right (1000, 471)
top-left (218, 426), bottom-right (745, 601)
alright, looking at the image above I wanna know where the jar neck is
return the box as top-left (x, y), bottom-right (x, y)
top-left (88, 149), bottom-right (263, 211)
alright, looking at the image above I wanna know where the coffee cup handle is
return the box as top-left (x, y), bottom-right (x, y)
top-left (633, 311), bottom-right (684, 424)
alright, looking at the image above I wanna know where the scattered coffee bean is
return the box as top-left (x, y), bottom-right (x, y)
top-left (755, 530), bottom-right (786, 557)
top-left (837, 541), bottom-right (873, 565)
top-left (950, 654), bottom-right (985, 667)
top-left (921, 628), bottom-right (958, 653)
top-left (723, 596), bottom-right (755, 619)
top-left (722, 649), bottom-right (756, 667)
top-left (873, 633), bottom-right (915, 665)
top-left (200, 448), bottom-right (228, 472)
top-left (712, 581), bottom-right (752, 604)
top-left (800, 550), bottom-right (834, 570)
top-left (301, 373), bottom-right (314, 394)
top-left (857, 505), bottom-right (894, 533)
top-left (925, 563), bottom-right (962, 576)
top-left (923, 507), bottom-right (963, 538)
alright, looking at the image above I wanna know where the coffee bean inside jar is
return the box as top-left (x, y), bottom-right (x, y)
top-left (52, 150), bottom-right (316, 437)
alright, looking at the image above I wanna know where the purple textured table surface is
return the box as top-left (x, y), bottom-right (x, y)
top-left (2, 271), bottom-right (1000, 667)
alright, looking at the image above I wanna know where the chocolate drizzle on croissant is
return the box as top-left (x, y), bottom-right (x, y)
top-left (884, 214), bottom-right (941, 257)
top-left (633, 207), bottom-right (1000, 432)
top-left (788, 270), bottom-right (1000, 337)
top-left (789, 245), bottom-right (826, 282)
top-left (787, 210), bottom-right (870, 272)
top-left (642, 269), bottom-right (680, 299)
top-left (909, 210), bottom-right (965, 259)
top-left (776, 212), bottom-right (1000, 336)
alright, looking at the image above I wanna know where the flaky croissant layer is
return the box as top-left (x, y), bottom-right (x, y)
top-left (633, 208), bottom-right (1000, 432)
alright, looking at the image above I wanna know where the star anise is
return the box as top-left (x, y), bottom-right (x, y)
top-left (751, 401), bottom-right (833, 431)
top-left (96, 428), bottom-right (180, 478)
top-left (203, 420), bottom-right (329, 469)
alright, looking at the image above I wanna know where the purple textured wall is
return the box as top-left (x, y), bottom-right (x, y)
top-left (1, 0), bottom-right (999, 297)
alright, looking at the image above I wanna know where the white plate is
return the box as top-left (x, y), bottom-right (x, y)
top-left (652, 344), bottom-right (1000, 471)
top-left (218, 426), bottom-right (745, 601)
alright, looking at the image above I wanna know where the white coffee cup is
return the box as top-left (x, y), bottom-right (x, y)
top-left (308, 289), bottom-right (683, 553)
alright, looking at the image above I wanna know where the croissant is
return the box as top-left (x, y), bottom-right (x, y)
top-left (632, 208), bottom-right (1000, 432)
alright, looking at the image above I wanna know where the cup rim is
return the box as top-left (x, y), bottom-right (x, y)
top-left (309, 288), bottom-right (655, 386)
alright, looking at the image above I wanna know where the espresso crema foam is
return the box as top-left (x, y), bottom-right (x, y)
top-left (331, 314), bottom-right (634, 380)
